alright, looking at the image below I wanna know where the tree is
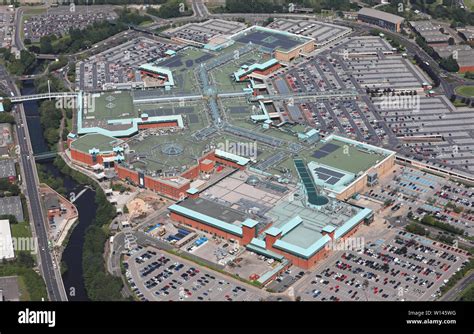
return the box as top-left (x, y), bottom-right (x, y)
top-left (17, 252), bottom-right (36, 268)
top-left (39, 37), bottom-right (53, 54)
top-left (2, 98), bottom-right (12, 112)
top-left (0, 112), bottom-right (15, 124)
top-left (439, 55), bottom-right (459, 73)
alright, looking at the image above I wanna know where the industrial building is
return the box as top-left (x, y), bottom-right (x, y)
top-left (433, 44), bottom-right (474, 73)
top-left (0, 196), bottom-right (23, 222)
top-left (231, 26), bottom-right (315, 62)
top-left (0, 123), bottom-right (13, 158)
top-left (268, 18), bottom-right (352, 48)
top-left (358, 8), bottom-right (404, 33)
top-left (0, 159), bottom-right (16, 181)
top-left (410, 21), bottom-right (451, 46)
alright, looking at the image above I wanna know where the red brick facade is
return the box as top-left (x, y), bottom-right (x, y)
top-left (137, 121), bottom-right (178, 130)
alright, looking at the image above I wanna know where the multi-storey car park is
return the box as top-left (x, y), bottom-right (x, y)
top-left (64, 17), bottom-right (474, 296)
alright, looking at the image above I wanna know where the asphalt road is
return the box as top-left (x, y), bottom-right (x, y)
top-left (440, 270), bottom-right (474, 301)
top-left (14, 108), bottom-right (67, 301)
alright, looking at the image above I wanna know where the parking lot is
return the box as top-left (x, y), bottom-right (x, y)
top-left (24, 6), bottom-right (117, 42)
top-left (76, 36), bottom-right (181, 90)
top-left (294, 227), bottom-right (469, 301)
top-left (0, 7), bottom-right (14, 48)
top-left (125, 246), bottom-right (266, 301)
top-left (365, 165), bottom-right (474, 236)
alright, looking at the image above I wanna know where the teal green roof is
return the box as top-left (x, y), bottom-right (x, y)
top-left (322, 225), bottom-right (336, 233)
top-left (273, 234), bottom-right (331, 259)
top-left (247, 238), bottom-right (285, 260)
top-left (139, 64), bottom-right (175, 86)
top-left (70, 133), bottom-right (122, 154)
top-left (280, 216), bottom-right (303, 235)
top-left (334, 207), bottom-right (372, 239)
top-left (168, 203), bottom-right (243, 236)
top-left (186, 187), bottom-right (199, 195)
top-left (233, 58), bottom-right (279, 81)
top-left (215, 149), bottom-right (250, 166)
top-left (265, 227), bottom-right (281, 237)
top-left (242, 218), bottom-right (259, 228)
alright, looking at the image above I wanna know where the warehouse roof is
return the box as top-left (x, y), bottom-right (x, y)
top-left (358, 8), bottom-right (404, 25)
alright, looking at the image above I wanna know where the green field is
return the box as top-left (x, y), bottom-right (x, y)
top-left (90, 91), bottom-right (135, 120)
top-left (455, 85), bottom-right (474, 97)
top-left (71, 133), bottom-right (121, 153)
top-left (464, 0), bottom-right (474, 11)
top-left (310, 139), bottom-right (387, 174)
top-left (10, 220), bottom-right (32, 239)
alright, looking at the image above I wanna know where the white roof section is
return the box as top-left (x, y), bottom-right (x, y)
top-left (0, 219), bottom-right (14, 260)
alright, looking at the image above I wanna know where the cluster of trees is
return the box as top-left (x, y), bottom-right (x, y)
top-left (0, 48), bottom-right (37, 76)
top-left (147, 0), bottom-right (192, 18)
top-left (53, 157), bottom-right (124, 300)
top-left (0, 98), bottom-right (12, 112)
top-left (0, 214), bottom-right (18, 224)
top-left (0, 179), bottom-right (21, 197)
top-left (37, 9), bottom-right (149, 55)
top-left (421, 215), bottom-right (465, 236)
top-left (439, 55), bottom-right (460, 73)
top-left (110, 181), bottom-right (131, 194)
top-left (460, 283), bottom-right (474, 301)
top-left (0, 112), bottom-right (15, 124)
top-left (34, 74), bottom-right (66, 94)
top-left (414, 54), bottom-right (440, 87)
top-left (0, 252), bottom-right (47, 301)
top-left (48, 56), bottom-right (68, 73)
top-left (464, 71), bottom-right (474, 80)
top-left (405, 222), bottom-right (429, 236)
top-left (445, 201), bottom-right (464, 214)
top-left (217, 0), bottom-right (356, 14)
top-left (415, 36), bottom-right (440, 61)
top-left (37, 164), bottom-right (66, 195)
top-left (381, 0), bottom-right (474, 26)
top-left (440, 258), bottom-right (474, 295)
top-left (39, 100), bottom-right (63, 149)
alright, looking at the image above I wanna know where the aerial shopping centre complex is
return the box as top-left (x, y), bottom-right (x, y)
top-left (66, 20), bottom-right (397, 269)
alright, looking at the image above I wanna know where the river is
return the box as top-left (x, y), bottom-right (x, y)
top-left (21, 79), bottom-right (94, 301)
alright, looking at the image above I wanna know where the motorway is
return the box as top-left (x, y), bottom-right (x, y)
top-left (3, 57), bottom-right (68, 300)
top-left (14, 103), bottom-right (68, 301)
